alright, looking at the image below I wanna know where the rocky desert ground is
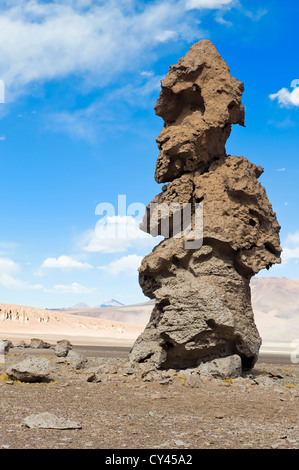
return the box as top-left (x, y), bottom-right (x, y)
top-left (1, 338), bottom-right (299, 451)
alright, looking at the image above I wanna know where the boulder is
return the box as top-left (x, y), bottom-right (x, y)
top-left (0, 339), bottom-right (12, 354)
top-left (30, 338), bottom-right (51, 349)
top-left (6, 357), bottom-right (50, 383)
top-left (66, 350), bottom-right (88, 369)
top-left (198, 355), bottom-right (242, 379)
top-left (54, 339), bottom-right (73, 357)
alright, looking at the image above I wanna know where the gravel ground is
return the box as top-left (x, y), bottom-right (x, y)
top-left (1, 346), bottom-right (299, 450)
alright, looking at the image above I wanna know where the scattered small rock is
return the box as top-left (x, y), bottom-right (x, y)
top-left (143, 370), bottom-right (163, 382)
top-left (13, 340), bottom-right (28, 348)
top-left (87, 372), bottom-right (101, 383)
top-left (173, 439), bottom-right (188, 447)
top-left (159, 378), bottom-right (173, 385)
top-left (185, 372), bottom-right (202, 388)
top-left (23, 412), bottom-right (81, 430)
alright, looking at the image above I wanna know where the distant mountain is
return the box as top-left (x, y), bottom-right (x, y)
top-left (61, 300), bottom-right (153, 325)
top-left (71, 302), bottom-right (90, 309)
top-left (251, 277), bottom-right (299, 319)
top-left (98, 299), bottom-right (124, 308)
top-left (250, 277), bottom-right (299, 342)
top-left (0, 302), bottom-right (144, 344)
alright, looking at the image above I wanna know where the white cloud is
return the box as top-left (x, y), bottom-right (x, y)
top-left (81, 216), bottom-right (162, 254)
top-left (0, 257), bottom-right (23, 289)
top-left (286, 232), bottom-right (299, 246)
top-left (0, 257), bottom-right (19, 274)
top-left (46, 282), bottom-right (96, 294)
top-left (98, 254), bottom-right (143, 276)
top-left (0, 274), bottom-right (27, 290)
top-left (282, 247), bottom-right (299, 261)
top-left (29, 283), bottom-right (44, 290)
top-left (0, 0), bottom-right (201, 101)
top-left (140, 71), bottom-right (154, 77)
top-left (49, 73), bottom-right (164, 140)
top-left (242, 7), bottom-right (267, 21)
top-left (0, 256), bottom-right (44, 290)
top-left (0, 241), bottom-right (18, 257)
top-left (154, 30), bottom-right (178, 42)
top-left (0, 0), bottom-right (248, 103)
top-left (214, 14), bottom-right (233, 26)
top-left (186, 0), bottom-right (233, 10)
top-left (110, 74), bottom-right (163, 108)
top-left (42, 255), bottom-right (93, 270)
top-left (33, 269), bottom-right (44, 277)
top-left (48, 109), bottom-right (97, 142)
top-left (270, 86), bottom-right (299, 108)
top-left (282, 231), bottom-right (299, 261)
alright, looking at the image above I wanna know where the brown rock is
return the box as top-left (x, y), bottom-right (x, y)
top-left (129, 39), bottom-right (281, 375)
top-left (141, 155), bottom-right (281, 275)
top-left (154, 39), bottom-right (245, 183)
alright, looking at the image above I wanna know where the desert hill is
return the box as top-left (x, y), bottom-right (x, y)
top-left (0, 302), bottom-right (144, 346)
top-left (52, 278), bottom-right (299, 343)
top-left (0, 277), bottom-right (298, 345)
top-left (59, 300), bottom-right (154, 325)
top-left (251, 277), bottom-right (299, 344)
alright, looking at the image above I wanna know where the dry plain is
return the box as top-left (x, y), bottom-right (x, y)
top-left (0, 292), bottom-right (299, 451)
top-left (1, 341), bottom-right (299, 450)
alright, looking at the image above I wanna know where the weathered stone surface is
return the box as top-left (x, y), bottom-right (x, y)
top-left (184, 371), bottom-right (202, 388)
top-left (54, 339), bottom-right (73, 357)
top-left (24, 412), bottom-right (81, 430)
top-left (130, 239), bottom-right (262, 370)
top-left (198, 355), bottom-right (242, 379)
top-left (129, 39), bottom-right (281, 375)
top-left (6, 357), bottom-right (50, 382)
top-left (140, 155), bottom-right (281, 274)
top-left (154, 40), bottom-right (245, 184)
top-left (12, 340), bottom-right (28, 348)
top-left (30, 338), bottom-right (51, 349)
top-left (67, 350), bottom-right (88, 369)
top-left (87, 372), bottom-right (102, 383)
top-left (0, 339), bottom-right (12, 354)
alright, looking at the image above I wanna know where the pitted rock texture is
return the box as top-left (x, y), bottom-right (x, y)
top-left (129, 40), bottom-right (281, 374)
top-left (130, 238), bottom-right (262, 371)
top-left (154, 39), bottom-right (245, 183)
top-left (140, 155), bottom-right (281, 276)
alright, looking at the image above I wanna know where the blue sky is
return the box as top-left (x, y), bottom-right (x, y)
top-left (0, 0), bottom-right (298, 309)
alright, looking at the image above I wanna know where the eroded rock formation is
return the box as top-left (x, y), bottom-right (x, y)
top-left (129, 40), bottom-right (281, 374)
